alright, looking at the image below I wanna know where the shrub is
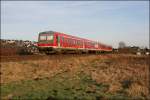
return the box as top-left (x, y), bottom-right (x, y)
top-left (17, 48), bottom-right (33, 55)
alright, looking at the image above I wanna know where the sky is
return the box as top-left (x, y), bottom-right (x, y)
top-left (1, 1), bottom-right (149, 48)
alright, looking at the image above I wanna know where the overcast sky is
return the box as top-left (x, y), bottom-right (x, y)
top-left (1, 1), bottom-right (149, 48)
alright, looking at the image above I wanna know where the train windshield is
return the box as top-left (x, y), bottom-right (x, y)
top-left (39, 35), bottom-right (53, 41)
top-left (40, 36), bottom-right (47, 40)
top-left (47, 35), bottom-right (53, 40)
top-left (39, 32), bottom-right (54, 43)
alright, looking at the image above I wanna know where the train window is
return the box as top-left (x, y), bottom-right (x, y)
top-left (65, 38), bottom-right (67, 43)
top-left (66, 38), bottom-right (68, 43)
top-left (64, 38), bottom-right (66, 43)
top-left (70, 39), bottom-right (72, 45)
top-left (68, 39), bottom-right (70, 44)
top-left (72, 40), bottom-right (74, 45)
top-left (62, 37), bottom-right (64, 42)
top-left (57, 36), bottom-right (60, 44)
top-left (47, 35), bottom-right (53, 40)
top-left (63, 38), bottom-right (65, 42)
top-left (40, 35), bottom-right (46, 40)
top-left (67, 39), bottom-right (69, 43)
top-left (71, 39), bottom-right (73, 44)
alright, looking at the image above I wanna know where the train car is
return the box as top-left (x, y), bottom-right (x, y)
top-left (37, 31), bottom-right (112, 54)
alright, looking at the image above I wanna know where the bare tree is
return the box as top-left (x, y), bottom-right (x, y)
top-left (119, 41), bottom-right (126, 48)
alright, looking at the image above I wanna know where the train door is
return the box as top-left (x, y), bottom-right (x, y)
top-left (57, 35), bottom-right (60, 47)
top-left (83, 40), bottom-right (85, 49)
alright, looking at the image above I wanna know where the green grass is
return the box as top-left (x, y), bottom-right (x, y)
top-left (1, 70), bottom-right (135, 100)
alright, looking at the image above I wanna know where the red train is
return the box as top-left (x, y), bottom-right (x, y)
top-left (37, 31), bottom-right (112, 54)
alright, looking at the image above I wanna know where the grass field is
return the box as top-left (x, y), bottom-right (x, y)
top-left (0, 54), bottom-right (149, 100)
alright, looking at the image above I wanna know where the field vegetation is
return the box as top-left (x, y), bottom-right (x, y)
top-left (0, 54), bottom-right (149, 100)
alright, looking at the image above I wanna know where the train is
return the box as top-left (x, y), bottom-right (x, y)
top-left (37, 31), bottom-right (112, 54)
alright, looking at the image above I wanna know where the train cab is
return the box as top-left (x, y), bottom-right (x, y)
top-left (38, 31), bottom-right (54, 46)
top-left (38, 31), bottom-right (56, 53)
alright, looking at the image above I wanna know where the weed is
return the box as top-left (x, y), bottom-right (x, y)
top-left (29, 62), bottom-right (40, 67)
top-left (121, 79), bottom-right (133, 89)
top-left (107, 94), bottom-right (130, 100)
top-left (94, 83), bottom-right (110, 92)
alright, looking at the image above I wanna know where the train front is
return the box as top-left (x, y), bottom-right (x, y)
top-left (37, 31), bottom-right (55, 54)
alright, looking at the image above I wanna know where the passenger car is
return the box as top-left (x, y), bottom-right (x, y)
top-left (37, 31), bottom-right (112, 54)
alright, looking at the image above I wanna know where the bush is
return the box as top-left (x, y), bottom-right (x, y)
top-left (121, 80), bottom-right (133, 89)
top-left (17, 48), bottom-right (33, 55)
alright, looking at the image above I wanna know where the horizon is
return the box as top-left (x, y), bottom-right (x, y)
top-left (1, 1), bottom-right (149, 48)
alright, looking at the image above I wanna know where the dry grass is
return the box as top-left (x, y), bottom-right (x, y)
top-left (0, 54), bottom-right (149, 99)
